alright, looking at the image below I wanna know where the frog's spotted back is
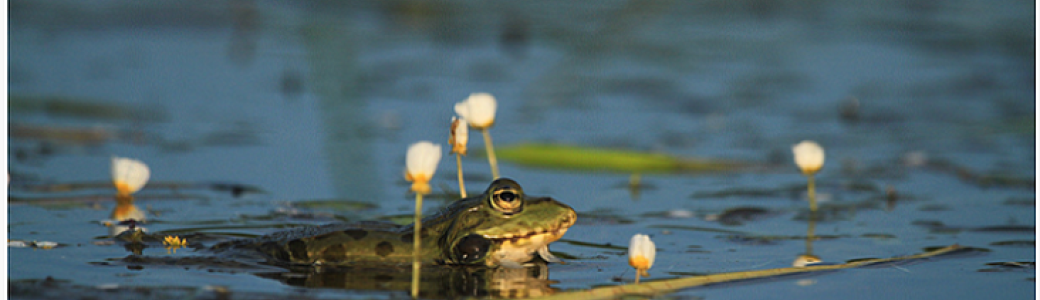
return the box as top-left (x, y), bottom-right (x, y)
top-left (213, 179), bottom-right (576, 268)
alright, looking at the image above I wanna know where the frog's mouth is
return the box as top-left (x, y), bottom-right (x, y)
top-left (479, 210), bottom-right (577, 266)
top-left (481, 209), bottom-right (576, 241)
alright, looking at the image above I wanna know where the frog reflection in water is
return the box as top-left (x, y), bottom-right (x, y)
top-left (213, 178), bottom-right (577, 268)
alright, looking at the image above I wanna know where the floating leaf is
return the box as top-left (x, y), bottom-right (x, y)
top-left (647, 225), bottom-right (748, 235)
top-left (495, 143), bottom-right (745, 174)
top-left (290, 199), bottom-right (378, 212)
top-left (989, 240), bottom-right (1034, 247)
top-left (557, 239), bottom-right (629, 251)
top-left (10, 95), bottom-right (165, 121)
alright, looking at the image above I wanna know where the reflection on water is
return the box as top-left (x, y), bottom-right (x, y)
top-left (259, 263), bottom-right (555, 299)
top-left (101, 228), bottom-right (558, 299)
top-left (301, 16), bottom-right (384, 202)
top-left (793, 211), bottom-right (822, 268)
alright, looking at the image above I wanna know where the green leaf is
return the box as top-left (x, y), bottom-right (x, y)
top-left (495, 143), bottom-right (744, 174)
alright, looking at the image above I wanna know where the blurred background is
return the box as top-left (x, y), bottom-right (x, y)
top-left (8, 1), bottom-right (1035, 299)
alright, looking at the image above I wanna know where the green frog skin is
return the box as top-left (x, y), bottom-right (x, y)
top-left (212, 178), bottom-right (577, 268)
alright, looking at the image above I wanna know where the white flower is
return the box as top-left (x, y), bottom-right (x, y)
top-left (111, 156), bottom-right (150, 196)
top-left (33, 241), bottom-right (58, 249)
top-left (792, 140), bottom-right (825, 175)
top-left (449, 116), bottom-right (469, 155)
top-left (454, 93), bottom-right (497, 129)
top-left (628, 234), bottom-right (656, 276)
top-left (404, 141), bottom-right (442, 194)
top-left (792, 254), bottom-right (822, 267)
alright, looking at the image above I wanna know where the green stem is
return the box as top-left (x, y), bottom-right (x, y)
top-left (807, 174), bottom-right (817, 212)
top-left (411, 193), bottom-right (423, 298)
top-left (456, 153), bottom-right (467, 198)
top-left (482, 128), bottom-right (500, 179)
top-left (806, 210), bottom-right (817, 255)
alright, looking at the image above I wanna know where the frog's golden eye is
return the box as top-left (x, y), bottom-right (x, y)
top-left (491, 188), bottom-right (523, 214)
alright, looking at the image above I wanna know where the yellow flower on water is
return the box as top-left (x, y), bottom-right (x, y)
top-left (628, 234), bottom-right (656, 282)
top-left (164, 236), bottom-right (187, 254)
top-left (449, 117), bottom-right (469, 156)
top-left (454, 93), bottom-right (497, 130)
top-left (404, 141), bottom-right (442, 195)
top-left (111, 156), bottom-right (150, 197)
top-left (792, 141), bottom-right (825, 175)
top-left (163, 236), bottom-right (188, 247)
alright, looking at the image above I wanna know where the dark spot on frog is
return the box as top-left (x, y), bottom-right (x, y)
top-left (262, 241), bottom-right (289, 261)
top-left (288, 240), bottom-right (308, 261)
top-left (343, 229), bottom-right (368, 240)
top-left (321, 244), bottom-right (348, 261)
top-left (401, 231), bottom-right (430, 243)
top-left (375, 241), bottom-right (394, 257)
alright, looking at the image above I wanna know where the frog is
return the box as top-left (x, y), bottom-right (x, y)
top-left (210, 178), bottom-right (577, 268)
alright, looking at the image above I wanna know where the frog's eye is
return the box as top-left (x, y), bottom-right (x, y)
top-left (454, 234), bottom-right (491, 264)
top-left (492, 188), bottom-right (524, 214)
top-left (499, 191), bottom-right (517, 202)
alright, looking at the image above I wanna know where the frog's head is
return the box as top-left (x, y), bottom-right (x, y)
top-left (441, 178), bottom-right (577, 267)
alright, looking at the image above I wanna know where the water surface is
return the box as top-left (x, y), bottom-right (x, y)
top-left (9, 1), bottom-right (1035, 299)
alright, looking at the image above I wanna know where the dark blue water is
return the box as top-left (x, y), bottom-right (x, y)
top-left (9, 1), bottom-right (1035, 299)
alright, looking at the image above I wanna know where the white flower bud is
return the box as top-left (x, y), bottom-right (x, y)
top-left (111, 156), bottom-right (150, 196)
top-left (404, 141), bottom-right (442, 194)
top-left (454, 93), bottom-right (497, 129)
top-left (792, 140), bottom-right (825, 175)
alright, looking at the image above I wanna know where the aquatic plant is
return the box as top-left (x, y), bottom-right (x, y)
top-left (454, 93), bottom-right (500, 179)
top-left (111, 156), bottom-right (150, 197)
top-left (403, 141), bottom-right (442, 297)
top-left (628, 234), bottom-right (656, 283)
top-left (449, 116), bottom-right (469, 198)
top-left (792, 141), bottom-right (825, 212)
top-left (532, 245), bottom-right (964, 300)
top-left (496, 143), bottom-right (744, 174)
top-left (163, 236), bottom-right (187, 247)
top-left (792, 254), bottom-right (822, 267)
top-left (109, 157), bottom-right (150, 236)
top-left (404, 142), bottom-right (442, 195)
top-left (163, 236), bottom-right (188, 254)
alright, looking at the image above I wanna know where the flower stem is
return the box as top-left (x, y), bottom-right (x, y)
top-left (481, 128), bottom-right (500, 179)
top-left (456, 153), bottom-right (467, 198)
top-left (411, 192), bottom-right (423, 298)
top-left (806, 210), bottom-right (817, 255)
top-left (635, 272), bottom-right (641, 284)
top-left (807, 174), bottom-right (817, 212)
